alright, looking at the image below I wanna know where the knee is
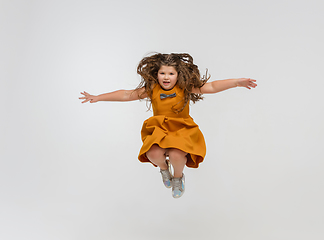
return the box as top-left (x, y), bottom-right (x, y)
top-left (146, 145), bottom-right (165, 160)
top-left (168, 148), bottom-right (187, 161)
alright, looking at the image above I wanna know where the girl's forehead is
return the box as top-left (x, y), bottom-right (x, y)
top-left (159, 65), bottom-right (177, 72)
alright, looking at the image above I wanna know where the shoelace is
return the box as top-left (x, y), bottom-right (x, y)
top-left (161, 169), bottom-right (172, 181)
top-left (172, 178), bottom-right (182, 190)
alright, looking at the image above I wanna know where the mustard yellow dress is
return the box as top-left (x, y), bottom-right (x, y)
top-left (138, 84), bottom-right (206, 168)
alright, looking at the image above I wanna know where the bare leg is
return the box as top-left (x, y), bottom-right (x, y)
top-left (168, 148), bottom-right (187, 178)
top-left (146, 144), bottom-right (168, 170)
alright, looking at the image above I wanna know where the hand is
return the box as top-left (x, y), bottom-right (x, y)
top-left (79, 91), bottom-right (99, 103)
top-left (235, 78), bottom-right (257, 89)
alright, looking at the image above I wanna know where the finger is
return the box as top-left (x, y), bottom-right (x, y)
top-left (82, 99), bottom-right (89, 103)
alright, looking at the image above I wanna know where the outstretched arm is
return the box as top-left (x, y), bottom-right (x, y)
top-left (79, 87), bottom-right (147, 103)
top-left (192, 78), bottom-right (257, 94)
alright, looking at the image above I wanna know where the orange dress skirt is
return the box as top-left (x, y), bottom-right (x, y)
top-left (138, 84), bottom-right (206, 168)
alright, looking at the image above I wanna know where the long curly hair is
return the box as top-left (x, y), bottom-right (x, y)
top-left (136, 52), bottom-right (210, 113)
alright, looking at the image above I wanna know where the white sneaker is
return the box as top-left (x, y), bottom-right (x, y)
top-left (160, 161), bottom-right (173, 188)
top-left (172, 174), bottom-right (185, 198)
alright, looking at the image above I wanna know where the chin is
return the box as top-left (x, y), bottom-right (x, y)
top-left (163, 85), bottom-right (175, 90)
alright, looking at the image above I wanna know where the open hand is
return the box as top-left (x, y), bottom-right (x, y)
top-left (79, 91), bottom-right (99, 103)
top-left (236, 78), bottom-right (257, 89)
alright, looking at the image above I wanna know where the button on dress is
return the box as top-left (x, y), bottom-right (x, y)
top-left (138, 84), bottom-right (206, 168)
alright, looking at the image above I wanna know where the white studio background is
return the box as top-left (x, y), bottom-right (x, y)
top-left (1, 0), bottom-right (323, 239)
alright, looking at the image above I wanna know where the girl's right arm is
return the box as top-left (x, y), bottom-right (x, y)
top-left (79, 87), bottom-right (147, 103)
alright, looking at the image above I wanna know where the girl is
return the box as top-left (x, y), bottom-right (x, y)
top-left (79, 53), bottom-right (257, 198)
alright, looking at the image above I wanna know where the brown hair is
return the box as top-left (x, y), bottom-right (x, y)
top-left (136, 52), bottom-right (210, 113)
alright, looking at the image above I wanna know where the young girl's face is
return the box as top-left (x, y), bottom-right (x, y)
top-left (157, 65), bottom-right (178, 90)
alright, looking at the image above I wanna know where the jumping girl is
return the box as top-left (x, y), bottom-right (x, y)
top-left (79, 53), bottom-right (257, 198)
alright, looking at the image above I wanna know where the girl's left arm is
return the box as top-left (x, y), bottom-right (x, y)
top-left (192, 78), bottom-right (257, 94)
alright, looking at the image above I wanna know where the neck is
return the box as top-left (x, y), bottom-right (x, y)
top-left (160, 85), bottom-right (176, 91)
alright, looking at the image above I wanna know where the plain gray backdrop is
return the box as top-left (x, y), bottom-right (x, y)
top-left (1, 0), bottom-right (323, 239)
